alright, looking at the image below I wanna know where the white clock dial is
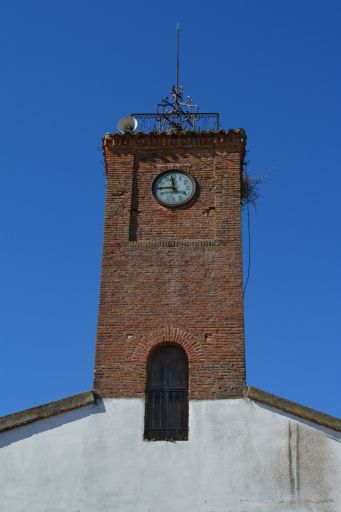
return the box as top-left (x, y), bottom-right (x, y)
top-left (152, 170), bottom-right (196, 207)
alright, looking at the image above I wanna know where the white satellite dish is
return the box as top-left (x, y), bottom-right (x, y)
top-left (117, 115), bottom-right (138, 134)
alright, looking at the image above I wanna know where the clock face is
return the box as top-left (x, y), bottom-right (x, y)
top-left (152, 170), bottom-right (196, 207)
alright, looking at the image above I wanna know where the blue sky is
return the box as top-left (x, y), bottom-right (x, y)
top-left (1, 1), bottom-right (340, 417)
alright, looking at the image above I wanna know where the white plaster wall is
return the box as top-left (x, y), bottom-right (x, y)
top-left (0, 398), bottom-right (340, 512)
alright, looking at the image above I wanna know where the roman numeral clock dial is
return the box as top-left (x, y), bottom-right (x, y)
top-left (152, 170), bottom-right (197, 207)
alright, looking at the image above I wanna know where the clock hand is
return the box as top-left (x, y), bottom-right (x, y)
top-left (156, 186), bottom-right (174, 190)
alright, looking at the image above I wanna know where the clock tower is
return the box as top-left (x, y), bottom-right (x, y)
top-left (94, 85), bottom-right (247, 405)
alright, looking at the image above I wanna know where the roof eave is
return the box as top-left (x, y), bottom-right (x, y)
top-left (0, 390), bottom-right (96, 434)
top-left (245, 386), bottom-right (341, 432)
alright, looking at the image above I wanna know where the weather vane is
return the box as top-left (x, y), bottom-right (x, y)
top-left (155, 23), bottom-right (200, 131)
top-left (124, 25), bottom-right (220, 133)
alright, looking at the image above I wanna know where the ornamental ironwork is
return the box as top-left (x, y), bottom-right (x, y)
top-left (131, 85), bottom-right (219, 133)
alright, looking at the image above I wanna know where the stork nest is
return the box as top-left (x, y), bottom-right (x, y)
top-left (241, 172), bottom-right (265, 207)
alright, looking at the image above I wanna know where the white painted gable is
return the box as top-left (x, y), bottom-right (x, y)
top-left (1, 398), bottom-right (340, 512)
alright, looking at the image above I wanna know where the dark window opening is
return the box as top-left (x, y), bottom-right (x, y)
top-left (144, 344), bottom-right (189, 441)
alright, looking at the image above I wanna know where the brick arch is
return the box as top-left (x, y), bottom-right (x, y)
top-left (130, 327), bottom-right (205, 368)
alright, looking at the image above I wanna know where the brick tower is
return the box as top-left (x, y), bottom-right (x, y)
top-left (94, 92), bottom-right (247, 401)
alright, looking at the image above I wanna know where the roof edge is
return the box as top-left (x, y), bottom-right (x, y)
top-left (245, 386), bottom-right (341, 432)
top-left (0, 390), bottom-right (96, 434)
top-left (103, 129), bottom-right (246, 151)
top-left (2, 387), bottom-right (339, 434)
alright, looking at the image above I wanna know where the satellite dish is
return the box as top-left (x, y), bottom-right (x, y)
top-left (117, 116), bottom-right (138, 134)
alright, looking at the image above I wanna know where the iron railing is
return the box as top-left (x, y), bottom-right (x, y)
top-left (131, 112), bottom-right (219, 133)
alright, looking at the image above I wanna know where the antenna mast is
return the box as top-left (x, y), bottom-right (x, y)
top-left (176, 23), bottom-right (180, 92)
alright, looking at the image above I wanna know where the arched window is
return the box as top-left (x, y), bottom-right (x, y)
top-left (144, 344), bottom-right (189, 441)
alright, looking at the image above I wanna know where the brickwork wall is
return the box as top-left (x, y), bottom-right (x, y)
top-left (94, 131), bottom-right (246, 399)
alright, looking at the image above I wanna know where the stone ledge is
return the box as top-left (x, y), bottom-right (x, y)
top-left (214, 391), bottom-right (244, 399)
top-left (0, 391), bottom-right (96, 434)
top-left (245, 386), bottom-right (341, 432)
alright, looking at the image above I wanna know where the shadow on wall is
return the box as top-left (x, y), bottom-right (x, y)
top-left (0, 400), bottom-right (106, 449)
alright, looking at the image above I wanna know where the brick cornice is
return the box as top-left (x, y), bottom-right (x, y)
top-left (103, 129), bottom-right (246, 153)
